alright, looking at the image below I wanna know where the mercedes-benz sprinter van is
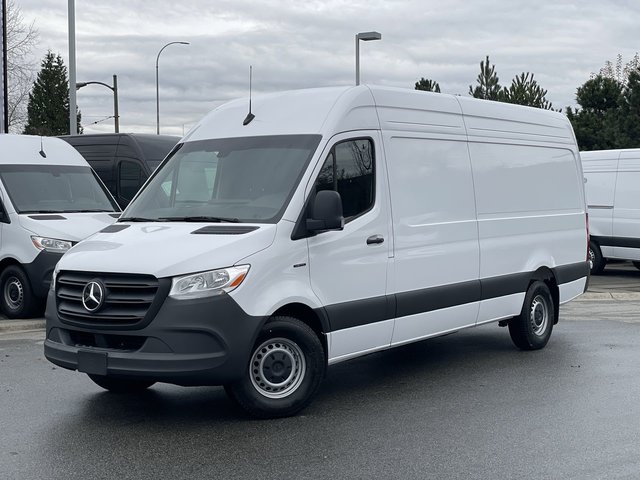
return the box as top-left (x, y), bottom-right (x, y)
top-left (44, 86), bottom-right (589, 418)
top-left (60, 133), bottom-right (180, 208)
top-left (582, 148), bottom-right (640, 273)
top-left (0, 135), bottom-right (120, 318)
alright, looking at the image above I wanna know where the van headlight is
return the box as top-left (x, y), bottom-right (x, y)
top-left (169, 265), bottom-right (250, 300)
top-left (31, 236), bottom-right (73, 253)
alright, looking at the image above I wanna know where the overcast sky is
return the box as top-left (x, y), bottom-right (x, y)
top-left (17, 0), bottom-right (640, 136)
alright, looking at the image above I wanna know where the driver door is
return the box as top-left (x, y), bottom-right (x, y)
top-left (306, 132), bottom-right (393, 363)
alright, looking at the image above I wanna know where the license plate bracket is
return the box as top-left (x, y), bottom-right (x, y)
top-left (77, 350), bottom-right (108, 376)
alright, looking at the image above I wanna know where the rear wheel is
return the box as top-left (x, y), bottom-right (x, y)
top-left (508, 281), bottom-right (554, 350)
top-left (0, 265), bottom-right (37, 319)
top-left (588, 242), bottom-right (606, 274)
top-left (88, 374), bottom-right (155, 393)
top-left (224, 316), bottom-right (326, 419)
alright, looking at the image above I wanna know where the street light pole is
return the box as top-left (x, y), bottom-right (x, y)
top-left (112, 74), bottom-right (119, 133)
top-left (155, 41), bottom-right (189, 135)
top-left (68, 0), bottom-right (77, 134)
top-left (355, 31), bottom-right (382, 86)
top-left (76, 75), bottom-right (119, 133)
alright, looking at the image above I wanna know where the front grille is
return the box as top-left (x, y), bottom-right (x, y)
top-left (56, 271), bottom-right (168, 329)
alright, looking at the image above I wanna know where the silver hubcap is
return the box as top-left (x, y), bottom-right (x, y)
top-left (530, 294), bottom-right (549, 336)
top-left (588, 247), bottom-right (595, 270)
top-left (4, 277), bottom-right (24, 310)
top-left (250, 337), bottom-right (306, 399)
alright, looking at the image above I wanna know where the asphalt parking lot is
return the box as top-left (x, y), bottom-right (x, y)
top-left (1, 262), bottom-right (640, 479)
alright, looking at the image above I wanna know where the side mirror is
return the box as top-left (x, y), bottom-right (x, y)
top-left (306, 190), bottom-right (344, 232)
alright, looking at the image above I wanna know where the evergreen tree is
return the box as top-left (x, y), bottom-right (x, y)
top-left (415, 77), bottom-right (441, 93)
top-left (23, 51), bottom-right (82, 135)
top-left (499, 72), bottom-right (555, 110)
top-left (469, 55), bottom-right (501, 100)
top-left (616, 69), bottom-right (640, 148)
top-left (566, 75), bottom-right (622, 150)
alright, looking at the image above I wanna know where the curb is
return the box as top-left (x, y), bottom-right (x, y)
top-left (575, 291), bottom-right (640, 301)
top-left (0, 319), bottom-right (46, 334)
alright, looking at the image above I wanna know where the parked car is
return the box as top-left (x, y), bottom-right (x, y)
top-left (44, 86), bottom-right (589, 418)
top-left (582, 148), bottom-right (640, 273)
top-left (0, 134), bottom-right (120, 318)
top-left (60, 133), bottom-right (179, 208)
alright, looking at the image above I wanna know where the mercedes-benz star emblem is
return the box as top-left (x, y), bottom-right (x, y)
top-left (82, 281), bottom-right (104, 312)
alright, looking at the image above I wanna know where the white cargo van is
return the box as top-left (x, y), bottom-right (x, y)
top-left (44, 86), bottom-right (589, 418)
top-left (581, 148), bottom-right (640, 273)
top-left (0, 135), bottom-right (120, 318)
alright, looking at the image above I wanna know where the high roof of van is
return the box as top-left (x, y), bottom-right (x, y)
top-left (580, 149), bottom-right (638, 162)
top-left (0, 134), bottom-right (90, 166)
top-left (185, 85), bottom-right (576, 147)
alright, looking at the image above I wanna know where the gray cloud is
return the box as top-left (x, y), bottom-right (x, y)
top-left (18, 0), bottom-right (640, 135)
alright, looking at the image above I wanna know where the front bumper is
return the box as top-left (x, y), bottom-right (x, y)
top-left (23, 251), bottom-right (63, 298)
top-left (44, 288), bottom-right (265, 386)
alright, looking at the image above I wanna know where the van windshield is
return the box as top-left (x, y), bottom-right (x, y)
top-left (122, 134), bottom-right (321, 223)
top-left (0, 165), bottom-right (119, 214)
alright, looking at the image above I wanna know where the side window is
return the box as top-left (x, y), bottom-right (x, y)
top-left (315, 138), bottom-right (374, 220)
top-left (119, 161), bottom-right (144, 202)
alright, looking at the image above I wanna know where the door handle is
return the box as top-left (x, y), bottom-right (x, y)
top-left (366, 234), bottom-right (385, 245)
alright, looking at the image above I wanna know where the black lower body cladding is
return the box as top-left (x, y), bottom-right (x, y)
top-left (23, 250), bottom-right (63, 298)
top-left (44, 288), bottom-right (265, 386)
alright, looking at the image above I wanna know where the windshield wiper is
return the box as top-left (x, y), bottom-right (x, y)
top-left (118, 216), bottom-right (162, 222)
top-left (159, 216), bottom-right (241, 223)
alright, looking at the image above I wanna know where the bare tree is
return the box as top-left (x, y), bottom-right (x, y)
top-left (5, 0), bottom-right (39, 133)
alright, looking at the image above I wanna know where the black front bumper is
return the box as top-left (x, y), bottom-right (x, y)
top-left (23, 251), bottom-right (63, 298)
top-left (44, 288), bottom-right (265, 386)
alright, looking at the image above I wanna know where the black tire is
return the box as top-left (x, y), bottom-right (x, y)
top-left (0, 265), bottom-right (38, 319)
top-left (588, 242), bottom-right (606, 274)
top-left (508, 281), bottom-right (555, 351)
top-left (632, 261), bottom-right (640, 271)
top-left (88, 374), bottom-right (155, 393)
top-left (224, 316), bottom-right (326, 419)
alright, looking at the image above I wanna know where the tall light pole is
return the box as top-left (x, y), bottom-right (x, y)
top-left (156, 41), bottom-right (189, 135)
top-left (68, 0), bottom-right (77, 134)
top-left (76, 74), bottom-right (119, 133)
top-left (355, 31), bottom-right (381, 86)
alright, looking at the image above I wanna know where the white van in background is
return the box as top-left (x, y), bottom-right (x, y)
top-left (582, 148), bottom-right (640, 273)
top-left (44, 86), bottom-right (589, 418)
top-left (0, 135), bottom-right (120, 318)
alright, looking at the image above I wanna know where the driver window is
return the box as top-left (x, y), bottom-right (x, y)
top-left (314, 138), bottom-right (374, 221)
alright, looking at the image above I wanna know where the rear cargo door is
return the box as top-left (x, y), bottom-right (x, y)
top-left (613, 152), bottom-right (640, 260)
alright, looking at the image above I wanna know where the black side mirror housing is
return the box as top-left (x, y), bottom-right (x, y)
top-left (306, 190), bottom-right (344, 232)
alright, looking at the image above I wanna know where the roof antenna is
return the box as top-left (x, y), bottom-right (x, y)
top-left (243, 65), bottom-right (255, 126)
top-left (39, 137), bottom-right (47, 158)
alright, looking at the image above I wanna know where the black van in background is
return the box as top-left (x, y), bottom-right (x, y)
top-left (61, 133), bottom-right (180, 208)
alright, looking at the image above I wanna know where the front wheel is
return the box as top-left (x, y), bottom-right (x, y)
top-left (508, 281), bottom-right (555, 350)
top-left (0, 265), bottom-right (37, 319)
top-left (224, 316), bottom-right (326, 419)
top-left (589, 242), bottom-right (606, 274)
top-left (88, 374), bottom-right (155, 393)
